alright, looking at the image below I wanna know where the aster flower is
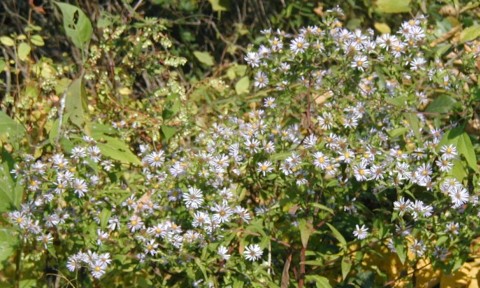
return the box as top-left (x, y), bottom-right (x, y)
top-left (183, 187), bottom-right (204, 209)
top-left (353, 224), bottom-right (368, 240)
top-left (257, 161), bottom-right (273, 176)
top-left (254, 71), bottom-right (269, 89)
top-left (218, 245), bottom-right (231, 261)
top-left (243, 244), bottom-right (263, 261)
top-left (143, 151), bottom-right (165, 167)
top-left (290, 36), bottom-right (309, 55)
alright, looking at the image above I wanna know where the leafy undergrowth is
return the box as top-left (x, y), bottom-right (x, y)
top-left (1, 1), bottom-right (480, 288)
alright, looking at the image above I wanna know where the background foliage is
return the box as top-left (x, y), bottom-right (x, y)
top-left (0, 0), bottom-right (480, 287)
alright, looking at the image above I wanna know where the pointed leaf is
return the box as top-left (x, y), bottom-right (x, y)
top-left (460, 25), bottom-right (480, 44)
top-left (65, 78), bottom-right (87, 129)
top-left (94, 136), bottom-right (141, 165)
top-left (457, 132), bottom-right (478, 172)
top-left (298, 219), bottom-right (312, 248)
top-left (161, 125), bottom-right (177, 141)
top-left (235, 76), bottom-right (250, 95)
top-left (54, 2), bottom-right (93, 49)
top-left (18, 43), bottom-right (31, 61)
top-left (375, 0), bottom-right (411, 13)
top-left (326, 223), bottom-right (346, 247)
top-left (426, 95), bottom-right (457, 114)
top-left (193, 51), bottom-right (214, 66)
top-left (341, 256), bottom-right (352, 280)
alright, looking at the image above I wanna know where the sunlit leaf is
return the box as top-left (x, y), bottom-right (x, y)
top-left (375, 0), bottom-right (411, 13)
top-left (235, 76), bottom-right (250, 95)
top-left (460, 25), bottom-right (480, 44)
top-left (18, 42), bottom-right (31, 61)
top-left (326, 223), bottom-right (346, 247)
top-left (54, 1), bottom-right (93, 49)
top-left (193, 51), bottom-right (214, 66)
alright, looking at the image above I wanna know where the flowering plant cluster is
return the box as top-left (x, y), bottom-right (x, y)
top-left (3, 6), bottom-right (480, 288)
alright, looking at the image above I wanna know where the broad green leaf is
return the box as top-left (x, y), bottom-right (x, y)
top-left (193, 51), bottom-right (214, 66)
top-left (0, 159), bottom-right (22, 212)
top-left (341, 256), bottom-right (352, 280)
top-left (457, 132), bottom-right (478, 172)
top-left (19, 279), bottom-right (36, 288)
top-left (375, 0), bottom-right (411, 13)
top-left (90, 122), bottom-right (117, 138)
top-left (310, 203), bottom-right (334, 215)
top-left (30, 35), bottom-right (45, 46)
top-left (426, 95), bottom-right (457, 114)
top-left (374, 22), bottom-right (391, 34)
top-left (436, 236), bottom-right (449, 246)
top-left (161, 125), bottom-right (177, 141)
top-left (394, 241), bottom-right (406, 264)
top-left (65, 77), bottom-right (87, 129)
top-left (99, 208), bottom-right (111, 230)
top-left (298, 219), bottom-right (312, 248)
top-left (388, 127), bottom-right (408, 138)
top-left (450, 159), bottom-right (467, 181)
top-left (385, 96), bottom-right (407, 107)
top-left (434, 44), bottom-right (452, 58)
top-left (18, 42), bottom-right (31, 61)
top-left (0, 111), bottom-right (25, 141)
top-left (459, 25), bottom-right (480, 44)
top-left (326, 223), bottom-right (346, 247)
top-left (0, 228), bottom-right (18, 269)
top-left (0, 36), bottom-right (15, 46)
top-left (404, 113), bottom-right (421, 140)
top-left (437, 126), bottom-right (463, 151)
top-left (305, 275), bottom-right (332, 288)
top-left (94, 136), bottom-right (141, 165)
top-left (208, 0), bottom-right (227, 12)
top-left (54, 2), bottom-right (93, 49)
top-left (235, 76), bottom-right (250, 95)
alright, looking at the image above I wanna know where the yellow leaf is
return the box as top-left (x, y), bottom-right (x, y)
top-left (374, 22), bottom-right (391, 34)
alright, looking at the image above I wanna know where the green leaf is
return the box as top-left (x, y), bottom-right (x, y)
top-left (437, 126), bottom-right (463, 151)
top-left (388, 127), bottom-right (408, 138)
top-left (99, 208), bottom-right (111, 230)
top-left (305, 275), bottom-right (332, 288)
top-left (459, 25), bottom-right (480, 44)
top-left (375, 0), bottom-right (411, 13)
top-left (0, 159), bottom-right (22, 212)
top-left (19, 279), bottom-right (36, 288)
top-left (394, 240), bottom-right (406, 264)
top-left (326, 223), bottom-right (346, 247)
top-left (385, 96), bottom-right (407, 107)
top-left (0, 36), bottom-right (15, 46)
top-left (404, 113), bottom-right (421, 140)
top-left (341, 256), bottom-right (352, 280)
top-left (436, 236), bottom-right (449, 246)
top-left (90, 122), bottom-right (117, 137)
top-left (18, 42), bottom-right (31, 61)
top-left (193, 51), bottom-right (214, 66)
top-left (450, 159), bottom-right (467, 181)
top-left (298, 219), bottom-right (312, 248)
top-left (310, 203), bottom-right (334, 215)
top-left (161, 125), bottom-right (177, 141)
top-left (0, 228), bottom-right (18, 269)
top-left (0, 111), bottom-right (25, 141)
top-left (65, 77), bottom-right (87, 129)
top-left (235, 76), bottom-right (250, 95)
top-left (54, 2), bottom-right (93, 49)
top-left (30, 35), bottom-right (45, 46)
top-left (94, 136), bottom-right (141, 165)
top-left (426, 95), bottom-right (457, 114)
top-left (374, 22), bottom-right (391, 34)
top-left (208, 0), bottom-right (227, 12)
top-left (457, 132), bottom-right (478, 172)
